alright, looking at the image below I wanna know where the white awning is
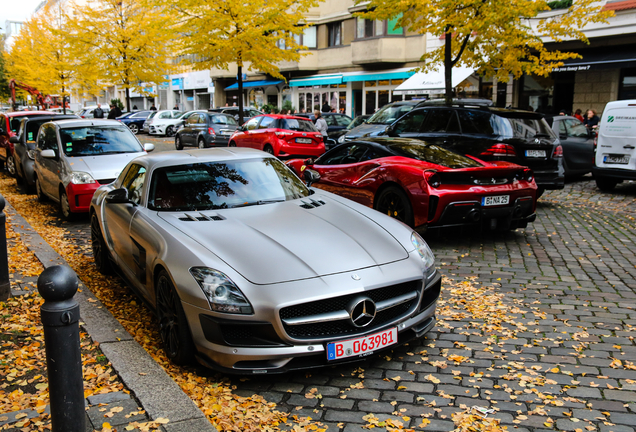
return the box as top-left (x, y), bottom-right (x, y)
top-left (392, 67), bottom-right (474, 95)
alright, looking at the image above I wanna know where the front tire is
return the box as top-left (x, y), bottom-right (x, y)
top-left (374, 186), bottom-right (414, 227)
top-left (596, 177), bottom-right (617, 191)
top-left (59, 189), bottom-right (75, 220)
top-left (264, 145), bottom-right (274, 155)
top-left (165, 126), bottom-right (175, 137)
top-left (91, 213), bottom-right (113, 275)
top-left (156, 270), bottom-right (195, 365)
top-left (198, 138), bottom-right (206, 149)
top-left (6, 155), bottom-right (16, 177)
top-left (229, 141), bottom-right (237, 147)
top-left (129, 124), bottom-right (139, 135)
top-left (175, 136), bottom-right (184, 150)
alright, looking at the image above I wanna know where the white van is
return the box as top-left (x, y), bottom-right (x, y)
top-left (594, 100), bottom-right (636, 190)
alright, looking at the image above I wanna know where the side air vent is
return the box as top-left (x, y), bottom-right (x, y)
top-left (299, 199), bottom-right (326, 209)
top-left (178, 213), bottom-right (225, 221)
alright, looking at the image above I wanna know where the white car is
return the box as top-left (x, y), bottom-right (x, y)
top-left (77, 105), bottom-right (110, 118)
top-left (593, 99), bottom-right (636, 191)
top-left (145, 110), bottom-right (182, 136)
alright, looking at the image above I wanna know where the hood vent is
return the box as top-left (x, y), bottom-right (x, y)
top-left (179, 213), bottom-right (225, 222)
top-left (299, 199), bottom-right (326, 209)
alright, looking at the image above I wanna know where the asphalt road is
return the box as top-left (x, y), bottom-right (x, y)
top-left (61, 136), bottom-right (636, 431)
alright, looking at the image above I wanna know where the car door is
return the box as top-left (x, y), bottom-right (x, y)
top-left (181, 113), bottom-right (199, 144)
top-left (390, 110), bottom-right (428, 140)
top-left (418, 108), bottom-right (462, 148)
top-left (104, 163), bottom-right (146, 279)
top-left (241, 117), bottom-right (262, 149)
top-left (562, 118), bottom-right (594, 171)
top-left (253, 116), bottom-right (277, 150)
top-left (34, 124), bottom-right (61, 197)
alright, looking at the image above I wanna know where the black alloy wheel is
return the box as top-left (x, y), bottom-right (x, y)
top-left (91, 213), bottom-right (113, 275)
top-left (375, 186), bottom-right (414, 227)
top-left (165, 126), bottom-right (175, 137)
top-left (156, 271), bottom-right (195, 365)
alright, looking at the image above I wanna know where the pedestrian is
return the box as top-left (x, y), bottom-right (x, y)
top-left (558, 109), bottom-right (568, 116)
top-left (314, 110), bottom-right (328, 137)
top-left (280, 108), bottom-right (288, 115)
top-left (93, 103), bottom-right (104, 118)
top-left (574, 109), bottom-right (584, 122)
top-left (321, 101), bottom-right (331, 113)
top-left (107, 104), bottom-right (122, 119)
top-left (149, 104), bottom-right (157, 111)
top-left (584, 109), bottom-right (600, 129)
top-left (132, 105), bottom-right (138, 110)
top-left (173, 104), bottom-right (179, 110)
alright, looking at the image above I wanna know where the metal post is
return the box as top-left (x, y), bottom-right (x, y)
top-left (0, 195), bottom-right (10, 301)
top-left (37, 265), bottom-right (85, 432)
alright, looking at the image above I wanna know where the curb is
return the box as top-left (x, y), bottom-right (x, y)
top-left (5, 203), bottom-right (217, 432)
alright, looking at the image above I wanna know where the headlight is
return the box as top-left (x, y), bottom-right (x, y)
top-left (70, 171), bottom-right (96, 184)
top-left (411, 232), bottom-right (435, 269)
top-left (189, 267), bottom-right (253, 314)
top-left (27, 149), bottom-right (36, 160)
top-left (338, 135), bottom-right (345, 143)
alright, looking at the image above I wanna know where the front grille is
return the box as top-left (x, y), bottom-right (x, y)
top-left (419, 277), bottom-right (442, 312)
top-left (97, 179), bottom-right (116, 185)
top-left (280, 280), bottom-right (421, 340)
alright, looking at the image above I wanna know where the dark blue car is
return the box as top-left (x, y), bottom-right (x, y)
top-left (117, 110), bottom-right (152, 135)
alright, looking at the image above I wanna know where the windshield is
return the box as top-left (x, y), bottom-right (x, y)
top-left (367, 105), bottom-right (414, 125)
top-left (59, 126), bottom-right (143, 156)
top-left (390, 141), bottom-right (482, 168)
top-left (347, 116), bottom-right (368, 130)
top-left (148, 158), bottom-right (310, 211)
top-left (279, 119), bottom-right (318, 132)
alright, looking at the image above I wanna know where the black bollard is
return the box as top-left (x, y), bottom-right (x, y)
top-left (38, 265), bottom-right (85, 432)
top-left (0, 195), bottom-right (10, 301)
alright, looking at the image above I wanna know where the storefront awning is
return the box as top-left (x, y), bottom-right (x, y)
top-left (551, 49), bottom-right (636, 72)
top-left (392, 67), bottom-right (474, 95)
top-left (224, 80), bottom-right (283, 91)
top-left (341, 68), bottom-right (416, 83)
top-left (289, 75), bottom-right (343, 87)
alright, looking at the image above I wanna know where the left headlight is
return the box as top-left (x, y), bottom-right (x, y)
top-left (189, 267), bottom-right (253, 314)
top-left (411, 232), bottom-right (435, 269)
top-left (70, 171), bottom-right (96, 184)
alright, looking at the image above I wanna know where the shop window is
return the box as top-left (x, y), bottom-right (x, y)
top-left (378, 90), bottom-right (389, 108)
top-left (365, 91), bottom-right (377, 114)
top-left (328, 22), bottom-right (342, 47)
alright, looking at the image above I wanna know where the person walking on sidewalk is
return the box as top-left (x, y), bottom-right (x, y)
top-left (93, 103), bottom-right (104, 119)
top-left (314, 110), bottom-right (328, 137)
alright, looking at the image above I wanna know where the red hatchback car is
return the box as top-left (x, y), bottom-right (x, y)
top-left (286, 137), bottom-right (538, 232)
top-left (229, 114), bottom-right (325, 158)
top-left (0, 111), bottom-right (57, 176)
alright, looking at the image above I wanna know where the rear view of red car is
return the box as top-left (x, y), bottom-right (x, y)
top-left (0, 111), bottom-right (57, 176)
top-left (229, 114), bottom-right (325, 158)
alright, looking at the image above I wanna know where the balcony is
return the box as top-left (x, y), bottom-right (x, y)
top-left (351, 37), bottom-right (408, 64)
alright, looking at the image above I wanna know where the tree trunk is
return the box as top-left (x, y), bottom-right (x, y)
top-left (62, 84), bottom-right (66, 115)
top-left (444, 31), bottom-right (453, 107)
top-left (237, 63), bottom-right (244, 126)
top-left (125, 87), bottom-right (131, 112)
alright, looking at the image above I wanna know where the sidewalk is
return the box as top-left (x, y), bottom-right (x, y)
top-left (1, 200), bottom-right (216, 432)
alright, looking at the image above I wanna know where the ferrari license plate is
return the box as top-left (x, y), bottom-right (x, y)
top-left (525, 150), bottom-right (546, 157)
top-left (604, 154), bottom-right (630, 164)
top-left (296, 137), bottom-right (312, 144)
top-left (327, 327), bottom-right (397, 361)
top-left (482, 195), bottom-right (510, 206)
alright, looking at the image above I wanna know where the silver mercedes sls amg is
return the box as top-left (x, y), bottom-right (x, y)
top-left (90, 148), bottom-right (441, 374)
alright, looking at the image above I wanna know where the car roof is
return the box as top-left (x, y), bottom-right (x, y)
top-left (134, 148), bottom-right (275, 170)
top-left (6, 111), bottom-right (57, 117)
top-left (22, 115), bottom-right (78, 123)
top-left (48, 119), bottom-right (128, 128)
top-left (260, 114), bottom-right (314, 120)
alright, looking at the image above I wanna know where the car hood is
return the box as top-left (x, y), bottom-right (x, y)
top-left (157, 197), bottom-right (409, 285)
top-left (344, 123), bottom-right (387, 139)
top-left (67, 152), bottom-right (145, 181)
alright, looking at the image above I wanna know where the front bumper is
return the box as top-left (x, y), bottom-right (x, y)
top-left (148, 125), bottom-right (166, 135)
top-left (66, 183), bottom-right (100, 213)
top-left (432, 196), bottom-right (536, 230)
top-left (593, 166), bottom-right (636, 181)
top-left (184, 270), bottom-right (441, 374)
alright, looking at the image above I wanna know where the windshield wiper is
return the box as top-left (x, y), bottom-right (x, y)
top-left (231, 198), bottom-right (285, 208)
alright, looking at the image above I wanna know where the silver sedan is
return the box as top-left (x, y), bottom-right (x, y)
top-left (90, 148), bottom-right (441, 374)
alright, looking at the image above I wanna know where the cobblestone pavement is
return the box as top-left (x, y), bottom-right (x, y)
top-left (56, 177), bottom-right (636, 432)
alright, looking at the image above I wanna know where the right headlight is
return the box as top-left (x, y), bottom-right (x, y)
top-left (189, 267), bottom-right (253, 314)
top-left (411, 232), bottom-right (435, 270)
top-left (338, 135), bottom-right (345, 143)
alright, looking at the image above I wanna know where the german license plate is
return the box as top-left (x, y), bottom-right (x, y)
top-left (482, 195), bottom-right (510, 206)
top-left (525, 150), bottom-right (546, 157)
top-left (327, 327), bottom-right (397, 361)
top-left (296, 137), bottom-right (312, 144)
top-left (604, 154), bottom-right (630, 164)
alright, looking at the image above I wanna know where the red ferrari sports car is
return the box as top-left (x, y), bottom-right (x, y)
top-left (286, 137), bottom-right (538, 231)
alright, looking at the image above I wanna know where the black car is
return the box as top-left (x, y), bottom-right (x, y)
top-left (342, 100), bottom-right (426, 141)
top-left (548, 115), bottom-right (594, 177)
top-left (380, 106), bottom-right (564, 195)
top-left (208, 107), bottom-right (263, 125)
top-left (12, 114), bottom-right (79, 191)
top-left (175, 112), bottom-right (238, 149)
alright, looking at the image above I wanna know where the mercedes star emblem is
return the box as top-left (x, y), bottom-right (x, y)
top-left (348, 297), bottom-right (376, 327)
top-left (534, 138), bottom-right (540, 144)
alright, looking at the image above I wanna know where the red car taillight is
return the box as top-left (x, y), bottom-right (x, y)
top-left (553, 145), bottom-right (563, 158)
top-left (208, 128), bottom-right (216, 135)
top-left (423, 170), bottom-right (441, 188)
top-left (480, 143), bottom-right (516, 158)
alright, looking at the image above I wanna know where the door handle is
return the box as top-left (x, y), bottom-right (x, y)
top-left (624, 145), bottom-right (635, 150)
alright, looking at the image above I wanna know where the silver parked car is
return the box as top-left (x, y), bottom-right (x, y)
top-left (90, 148), bottom-right (441, 374)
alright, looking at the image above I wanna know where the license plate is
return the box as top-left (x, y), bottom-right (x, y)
top-left (296, 138), bottom-right (312, 144)
top-left (525, 150), bottom-right (546, 157)
top-left (327, 327), bottom-right (397, 361)
top-left (604, 154), bottom-right (630, 164)
top-left (482, 195), bottom-right (510, 206)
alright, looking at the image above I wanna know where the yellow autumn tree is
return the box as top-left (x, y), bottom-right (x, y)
top-left (165, 0), bottom-right (319, 124)
top-left (64, 0), bottom-right (175, 111)
top-left (357, 0), bottom-right (614, 105)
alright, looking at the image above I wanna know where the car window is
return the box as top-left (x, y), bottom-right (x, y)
top-left (394, 111), bottom-right (426, 134)
top-left (24, 119), bottom-right (50, 143)
top-left (147, 158), bottom-right (309, 211)
top-left (360, 146), bottom-right (391, 161)
top-left (122, 164), bottom-right (147, 205)
top-left (317, 144), bottom-right (367, 165)
top-left (258, 116), bottom-right (276, 129)
top-left (558, 120), bottom-right (567, 135)
top-left (186, 115), bottom-right (198, 125)
top-left (244, 117), bottom-right (260, 130)
top-left (324, 116), bottom-right (337, 126)
top-left (0, 116), bottom-right (6, 134)
top-left (447, 112), bottom-right (460, 133)
top-left (457, 110), bottom-right (494, 135)
top-left (198, 114), bottom-right (208, 124)
top-left (421, 109), bottom-right (455, 133)
top-left (491, 115), bottom-right (556, 139)
top-left (250, 110), bottom-right (261, 117)
top-left (336, 115), bottom-right (352, 126)
top-left (131, 112), bottom-right (149, 119)
top-left (158, 112), bottom-right (172, 119)
top-left (10, 117), bottom-right (22, 133)
top-left (389, 141), bottom-right (483, 168)
top-left (279, 118), bottom-right (317, 132)
top-left (37, 124), bottom-right (58, 151)
top-left (58, 126), bottom-right (143, 156)
top-left (564, 119), bottom-right (589, 138)
top-left (147, 112), bottom-right (157, 120)
top-left (367, 104), bottom-right (414, 125)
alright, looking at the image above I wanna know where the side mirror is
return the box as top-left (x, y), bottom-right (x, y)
top-left (304, 158), bottom-right (314, 165)
top-left (41, 149), bottom-right (56, 159)
top-left (144, 143), bottom-right (155, 152)
top-left (9, 136), bottom-right (19, 144)
top-left (303, 169), bottom-right (321, 187)
top-left (385, 125), bottom-right (397, 137)
top-left (105, 188), bottom-right (130, 204)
